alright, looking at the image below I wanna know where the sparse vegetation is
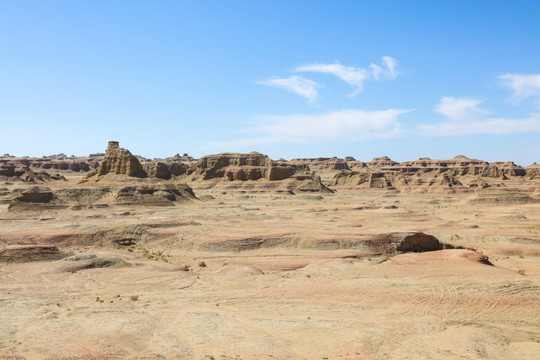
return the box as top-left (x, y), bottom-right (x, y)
top-left (198, 261), bottom-right (207, 268)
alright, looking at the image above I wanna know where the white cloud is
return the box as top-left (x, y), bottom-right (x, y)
top-left (434, 97), bottom-right (488, 122)
top-left (419, 96), bottom-right (540, 136)
top-left (381, 56), bottom-right (398, 79)
top-left (296, 57), bottom-right (400, 97)
top-left (296, 63), bottom-right (370, 97)
top-left (212, 109), bottom-right (411, 149)
top-left (370, 63), bottom-right (382, 80)
top-left (500, 73), bottom-right (540, 104)
top-left (419, 114), bottom-right (540, 136)
top-left (257, 75), bottom-right (321, 103)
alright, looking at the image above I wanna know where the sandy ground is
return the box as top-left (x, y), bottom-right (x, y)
top-left (0, 183), bottom-right (539, 359)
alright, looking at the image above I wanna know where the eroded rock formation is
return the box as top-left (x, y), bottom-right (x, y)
top-left (468, 188), bottom-right (535, 204)
top-left (7, 186), bottom-right (68, 211)
top-left (0, 244), bottom-right (66, 263)
top-left (90, 141), bottom-right (146, 179)
top-left (0, 162), bottom-right (66, 183)
top-left (185, 152), bottom-right (330, 193)
top-left (2, 144), bottom-right (538, 196)
top-left (5, 183), bottom-right (197, 211)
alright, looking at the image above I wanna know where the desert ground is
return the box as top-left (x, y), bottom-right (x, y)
top-left (1, 145), bottom-right (539, 360)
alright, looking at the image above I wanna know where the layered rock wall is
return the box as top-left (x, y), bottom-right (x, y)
top-left (95, 141), bottom-right (146, 178)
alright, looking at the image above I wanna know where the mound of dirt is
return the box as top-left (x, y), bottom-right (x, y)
top-left (7, 183), bottom-right (197, 210)
top-left (60, 254), bottom-right (131, 272)
top-left (217, 264), bottom-right (264, 276)
top-left (390, 249), bottom-right (493, 266)
top-left (196, 233), bottom-right (296, 251)
top-left (109, 184), bottom-right (197, 205)
top-left (7, 186), bottom-right (68, 211)
top-left (0, 244), bottom-right (67, 263)
top-left (468, 188), bottom-right (534, 204)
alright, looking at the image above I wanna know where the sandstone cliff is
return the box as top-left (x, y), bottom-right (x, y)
top-left (84, 141), bottom-right (147, 181)
top-left (187, 152), bottom-right (314, 182)
top-left (185, 152), bottom-right (331, 193)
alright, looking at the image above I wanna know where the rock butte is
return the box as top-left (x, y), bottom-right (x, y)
top-left (0, 141), bottom-right (538, 359)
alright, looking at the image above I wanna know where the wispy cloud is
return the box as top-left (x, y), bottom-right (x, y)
top-left (419, 96), bottom-right (540, 136)
top-left (370, 63), bottom-right (382, 80)
top-left (296, 56), bottom-right (400, 96)
top-left (434, 96), bottom-right (488, 122)
top-left (256, 75), bottom-right (321, 103)
top-left (500, 73), bottom-right (540, 104)
top-left (419, 114), bottom-right (540, 136)
top-left (381, 56), bottom-right (398, 79)
top-left (212, 108), bottom-right (411, 149)
top-left (296, 63), bottom-right (370, 97)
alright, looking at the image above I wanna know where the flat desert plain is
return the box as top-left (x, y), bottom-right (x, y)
top-left (1, 149), bottom-right (539, 359)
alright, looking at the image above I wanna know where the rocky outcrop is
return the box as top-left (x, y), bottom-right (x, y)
top-left (7, 186), bottom-right (68, 211)
top-left (325, 153), bottom-right (537, 192)
top-left (189, 152), bottom-right (272, 180)
top-left (110, 184), bottom-right (196, 205)
top-left (144, 162), bottom-right (170, 179)
top-left (0, 162), bottom-right (17, 177)
top-left (0, 155), bottom-right (100, 175)
top-left (268, 164), bottom-right (296, 181)
top-left (391, 155), bottom-right (528, 179)
top-left (332, 168), bottom-right (470, 193)
top-left (80, 142), bottom-right (196, 181)
top-left (184, 152), bottom-right (331, 193)
top-left (367, 172), bottom-right (397, 189)
top-left (332, 171), bottom-right (400, 190)
top-left (0, 162), bottom-right (66, 183)
top-left (468, 188), bottom-right (535, 204)
top-left (141, 156), bottom-right (193, 180)
top-left (196, 231), bottom-right (453, 257)
top-left (14, 186), bottom-right (55, 203)
top-left (31, 159), bottom-right (95, 172)
top-left (85, 141), bottom-right (146, 180)
top-left (366, 156), bottom-right (399, 169)
top-left (0, 244), bottom-right (67, 263)
top-left (165, 153), bottom-right (197, 164)
top-left (188, 153), bottom-right (321, 182)
top-left (2, 145), bottom-right (537, 194)
top-left (60, 254), bottom-right (131, 271)
top-left (490, 161), bottom-right (526, 176)
top-left (289, 157), bottom-right (350, 172)
top-left (347, 160), bottom-right (368, 170)
top-left (526, 163), bottom-right (540, 180)
top-left (366, 232), bottom-right (450, 256)
top-left (7, 183), bottom-right (197, 210)
top-left (324, 154), bottom-right (529, 184)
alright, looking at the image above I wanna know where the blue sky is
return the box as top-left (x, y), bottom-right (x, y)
top-left (1, 1), bottom-right (539, 165)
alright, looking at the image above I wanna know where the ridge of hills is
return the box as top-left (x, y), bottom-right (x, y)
top-left (1, 141), bottom-right (539, 197)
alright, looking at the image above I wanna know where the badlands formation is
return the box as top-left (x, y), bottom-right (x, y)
top-left (0, 141), bottom-right (539, 360)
